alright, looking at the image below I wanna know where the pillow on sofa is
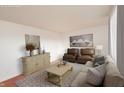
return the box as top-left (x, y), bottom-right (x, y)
top-left (71, 72), bottom-right (86, 87)
top-left (86, 64), bottom-right (106, 86)
top-left (93, 56), bottom-right (105, 67)
top-left (103, 62), bottom-right (124, 87)
top-left (105, 55), bottom-right (114, 63)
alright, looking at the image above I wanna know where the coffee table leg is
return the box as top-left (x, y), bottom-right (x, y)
top-left (59, 76), bottom-right (62, 86)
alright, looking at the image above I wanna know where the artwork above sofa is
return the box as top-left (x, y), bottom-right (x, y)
top-left (70, 34), bottom-right (93, 47)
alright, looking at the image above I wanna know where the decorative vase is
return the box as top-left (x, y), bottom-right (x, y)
top-left (43, 49), bottom-right (45, 54)
top-left (30, 51), bottom-right (33, 56)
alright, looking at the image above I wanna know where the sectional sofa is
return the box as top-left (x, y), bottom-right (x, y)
top-left (71, 55), bottom-right (124, 87)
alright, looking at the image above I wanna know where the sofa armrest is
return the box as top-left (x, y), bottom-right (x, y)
top-left (85, 61), bottom-right (93, 67)
top-left (104, 75), bottom-right (124, 87)
top-left (103, 62), bottom-right (124, 87)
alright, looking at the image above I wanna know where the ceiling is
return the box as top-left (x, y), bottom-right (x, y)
top-left (0, 5), bottom-right (113, 32)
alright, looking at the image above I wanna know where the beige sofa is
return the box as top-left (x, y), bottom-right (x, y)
top-left (71, 55), bottom-right (124, 87)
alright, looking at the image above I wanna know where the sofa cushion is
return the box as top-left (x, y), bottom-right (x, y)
top-left (103, 62), bottom-right (124, 87)
top-left (80, 55), bottom-right (93, 60)
top-left (64, 54), bottom-right (76, 59)
top-left (85, 61), bottom-right (93, 67)
top-left (77, 55), bottom-right (93, 64)
top-left (71, 71), bottom-right (94, 87)
top-left (81, 48), bottom-right (94, 55)
top-left (86, 64), bottom-right (106, 86)
top-left (68, 48), bottom-right (79, 55)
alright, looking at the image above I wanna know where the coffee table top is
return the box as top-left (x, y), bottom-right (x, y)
top-left (46, 64), bottom-right (73, 76)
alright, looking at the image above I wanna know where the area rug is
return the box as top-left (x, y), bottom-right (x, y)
top-left (16, 62), bottom-right (87, 87)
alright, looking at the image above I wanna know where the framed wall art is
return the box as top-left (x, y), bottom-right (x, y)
top-left (70, 34), bottom-right (93, 47)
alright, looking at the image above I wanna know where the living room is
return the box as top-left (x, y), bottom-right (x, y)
top-left (0, 4), bottom-right (124, 88)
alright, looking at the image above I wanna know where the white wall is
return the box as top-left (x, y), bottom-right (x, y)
top-left (63, 25), bottom-right (108, 55)
top-left (0, 20), bottom-right (65, 82)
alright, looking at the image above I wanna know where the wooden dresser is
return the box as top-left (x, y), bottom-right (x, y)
top-left (22, 53), bottom-right (50, 75)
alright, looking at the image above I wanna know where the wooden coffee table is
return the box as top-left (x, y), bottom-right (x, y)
top-left (45, 64), bottom-right (73, 86)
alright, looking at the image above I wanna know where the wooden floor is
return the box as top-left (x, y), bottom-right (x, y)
top-left (0, 75), bottom-right (24, 87)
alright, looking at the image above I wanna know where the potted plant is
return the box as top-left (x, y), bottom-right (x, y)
top-left (26, 43), bottom-right (35, 56)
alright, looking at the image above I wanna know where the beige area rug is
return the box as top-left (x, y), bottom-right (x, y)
top-left (16, 62), bottom-right (87, 87)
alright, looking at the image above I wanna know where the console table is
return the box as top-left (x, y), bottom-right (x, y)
top-left (22, 53), bottom-right (50, 75)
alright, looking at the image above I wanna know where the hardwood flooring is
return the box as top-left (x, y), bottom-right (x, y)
top-left (0, 75), bottom-right (24, 87)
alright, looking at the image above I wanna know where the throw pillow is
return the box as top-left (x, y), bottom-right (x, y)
top-left (93, 56), bottom-right (105, 67)
top-left (86, 64), bottom-right (106, 86)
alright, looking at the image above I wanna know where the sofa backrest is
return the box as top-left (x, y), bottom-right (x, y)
top-left (67, 48), bottom-right (79, 55)
top-left (80, 48), bottom-right (95, 57)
